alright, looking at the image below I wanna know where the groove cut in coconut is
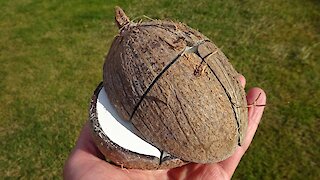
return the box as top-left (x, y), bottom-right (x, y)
top-left (89, 83), bottom-right (187, 170)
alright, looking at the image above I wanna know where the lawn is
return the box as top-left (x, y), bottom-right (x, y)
top-left (0, 0), bottom-right (319, 179)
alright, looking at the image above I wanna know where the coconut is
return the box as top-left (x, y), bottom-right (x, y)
top-left (89, 7), bottom-right (248, 170)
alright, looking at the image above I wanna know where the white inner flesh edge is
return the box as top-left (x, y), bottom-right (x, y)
top-left (96, 87), bottom-right (161, 158)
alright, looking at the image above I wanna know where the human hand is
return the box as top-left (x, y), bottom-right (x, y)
top-left (63, 75), bottom-right (266, 180)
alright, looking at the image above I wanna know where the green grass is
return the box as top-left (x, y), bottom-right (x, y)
top-left (0, 0), bottom-right (319, 179)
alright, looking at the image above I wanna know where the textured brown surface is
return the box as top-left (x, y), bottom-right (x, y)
top-left (197, 42), bottom-right (248, 145)
top-left (101, 7), bottom-right (248, 168)
top-left (103, 21), bottom-right (205, 122)
top-left (132, 52), bottom-right (238, 163)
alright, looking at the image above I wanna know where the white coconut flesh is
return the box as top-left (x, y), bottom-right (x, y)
top-left (96, 87), bottom-right (161, 158)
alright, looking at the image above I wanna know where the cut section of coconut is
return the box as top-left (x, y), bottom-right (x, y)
top-left (97, 83), bottom-right (160, 157)
top-left (89, 82), bottom-right (187, 169)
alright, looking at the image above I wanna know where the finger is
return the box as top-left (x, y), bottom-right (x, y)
top-left (218, 87), bottom-right (266, 177)
top-left (75, 121), bottom-right (105, 159)
top-left (243, 87), bottom-right (267, 150)
top-left (237, 74), bottom-right (246, 88)
top-left (64, 121), bottom-right (108, 179)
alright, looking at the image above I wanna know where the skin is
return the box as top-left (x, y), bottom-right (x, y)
top-left (63, 75), bottom-right (266, 180)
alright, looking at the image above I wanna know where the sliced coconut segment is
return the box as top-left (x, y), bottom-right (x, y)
top-left (96, 85), bottom-right (161, 158)
top-left (90, 83), bottom-right (188, 169)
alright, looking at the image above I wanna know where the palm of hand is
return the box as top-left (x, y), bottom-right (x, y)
top-left (64, 76), bottom-right (266, 180)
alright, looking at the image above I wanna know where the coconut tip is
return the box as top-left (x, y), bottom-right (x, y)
top-left (115, 6), bottom-right (130, 29)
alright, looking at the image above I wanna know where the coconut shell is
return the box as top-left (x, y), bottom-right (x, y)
top-left (100, 7), bottom-right (248, 168)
